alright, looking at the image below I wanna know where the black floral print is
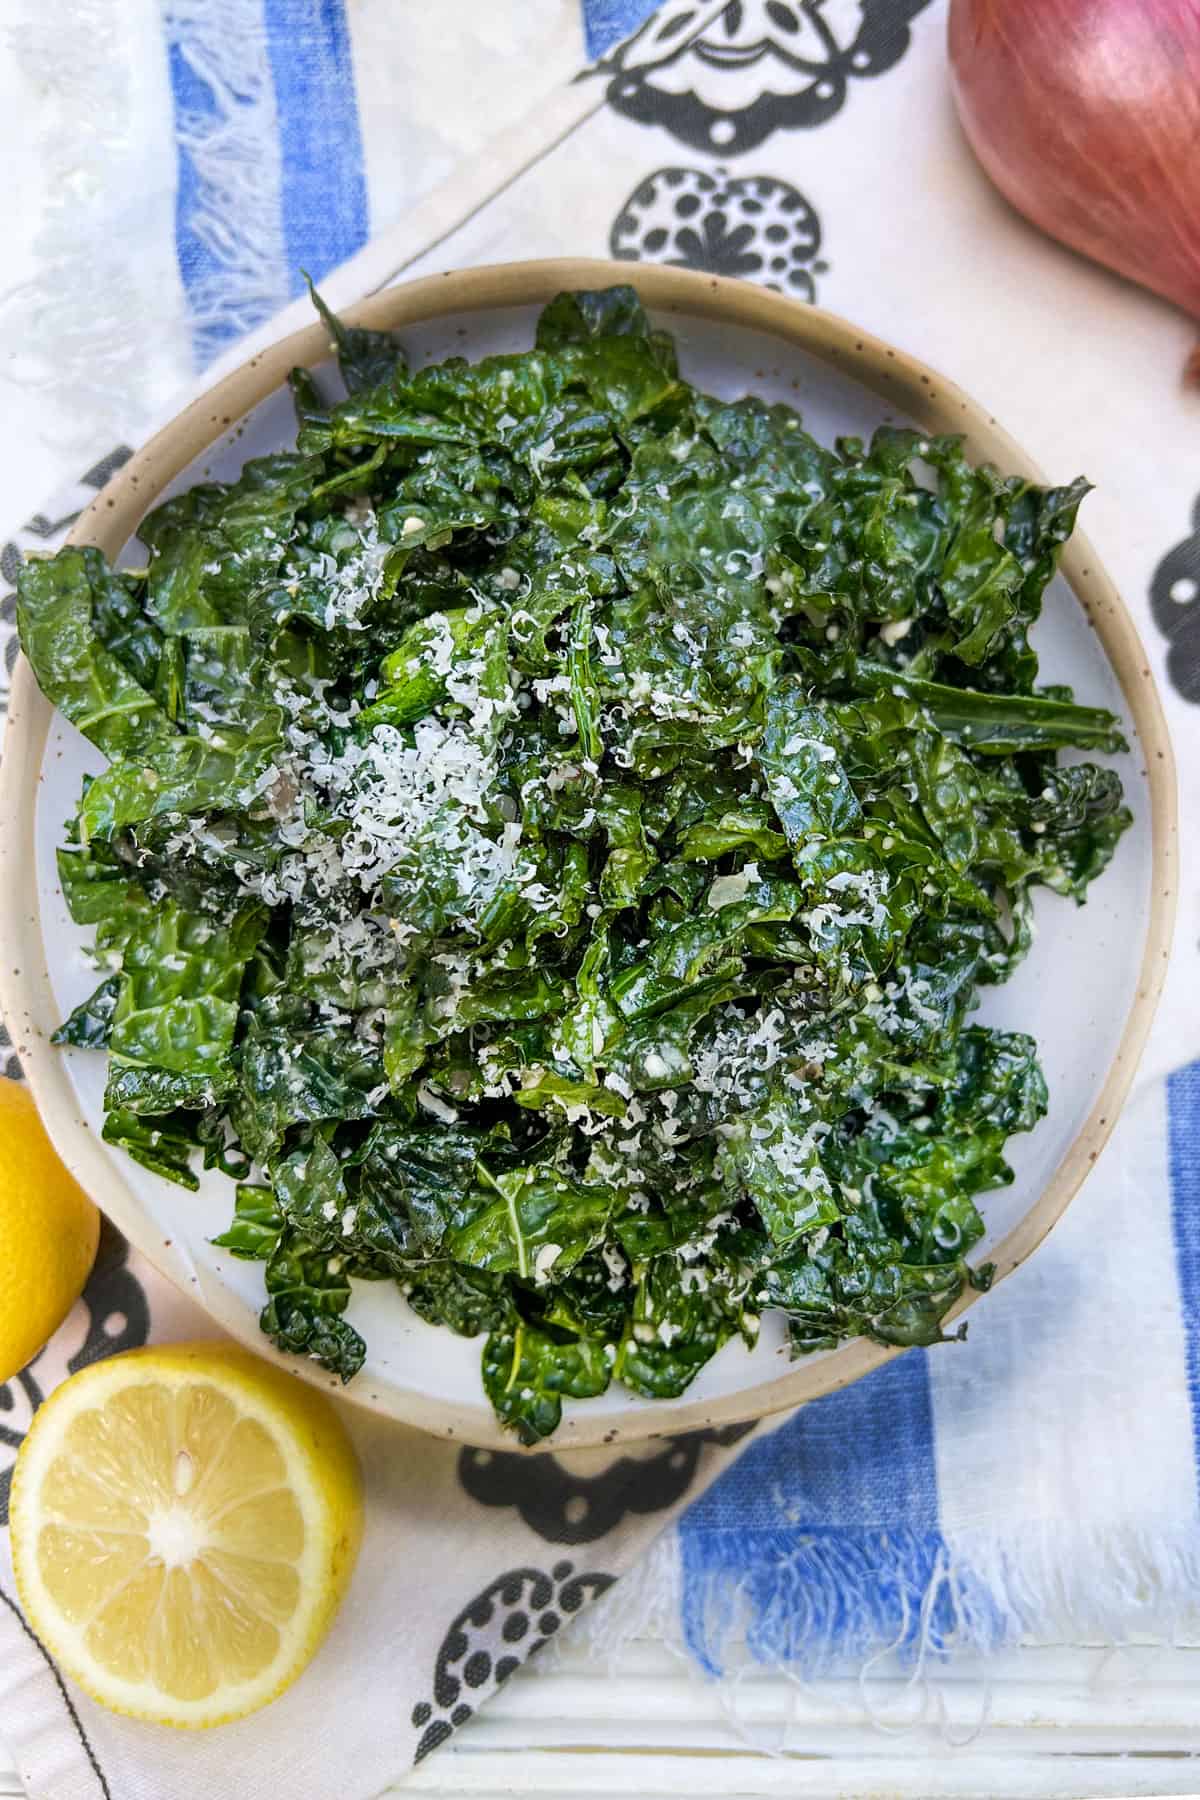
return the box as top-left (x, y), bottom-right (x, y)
top-left (595, 0), bottom-right (931, 154)
top-left (611, 165), bottom-right (824, 295)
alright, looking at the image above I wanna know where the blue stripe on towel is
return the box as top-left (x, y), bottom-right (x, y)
top-left (264, 0), bottom-right (369, 298)
top-left (678, 1353), bottom-right (975, 1673)
top-left (581, 0), bottom-right (662, 61)
top-left (167, 37), bottom-right (242, 365)
top-left (1167, 1061), bottom-right (1200, 1478)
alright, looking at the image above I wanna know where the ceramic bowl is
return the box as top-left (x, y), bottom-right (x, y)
top-left (0, 260), bottom-right (1177, 1450)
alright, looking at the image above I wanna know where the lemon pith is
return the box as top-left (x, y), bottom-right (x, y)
top-left (10, 1343), bottom-right (363, 1727)
top-left (0, 1081), bottom-right (99, 1381)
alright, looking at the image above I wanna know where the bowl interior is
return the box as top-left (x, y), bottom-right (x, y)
top-left (31, 289), bottom-right (1157, 1446)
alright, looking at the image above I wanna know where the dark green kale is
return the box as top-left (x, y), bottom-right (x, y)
top-left (53, 974), bottom-right (122, 1049)
top-left (20, 286), bottom-right (1131, 1441)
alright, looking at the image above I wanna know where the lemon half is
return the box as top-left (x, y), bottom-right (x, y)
top-left (10, 1343), bottom-right (363, 1727)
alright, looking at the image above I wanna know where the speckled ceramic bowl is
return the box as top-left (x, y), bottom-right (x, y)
top-left (0, 260), bottom-right (1177, 1450)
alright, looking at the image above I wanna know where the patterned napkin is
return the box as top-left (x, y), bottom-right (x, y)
top-left (4, 3), bottom-right (1200, 1797)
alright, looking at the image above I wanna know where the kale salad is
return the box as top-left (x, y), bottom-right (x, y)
top-left (18, 287), bottom-right (1131, 1442)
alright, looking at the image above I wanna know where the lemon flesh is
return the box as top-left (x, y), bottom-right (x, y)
top-left (10, 1343), bottom-right (363, 1727)
top-left (0, 1082), bottom-right (99, 1380)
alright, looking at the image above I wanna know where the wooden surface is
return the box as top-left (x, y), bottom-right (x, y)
top-left (6, 1638), bottom-right (1200, 1798)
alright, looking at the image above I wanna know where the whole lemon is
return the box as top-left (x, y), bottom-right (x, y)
top-left (0, 1081), bottom-right (100, 1380)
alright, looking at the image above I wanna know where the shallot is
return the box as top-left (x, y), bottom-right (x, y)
top-left (948, 0), bottom-right (1200, 361)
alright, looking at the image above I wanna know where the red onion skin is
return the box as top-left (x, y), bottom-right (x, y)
top-left (948, 0), bottom-right (1200, 328)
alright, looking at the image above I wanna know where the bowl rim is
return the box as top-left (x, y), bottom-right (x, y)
top-left (0, 257), bottom-right (1179, 1451)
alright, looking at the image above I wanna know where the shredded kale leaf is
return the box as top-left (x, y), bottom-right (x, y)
top-left (20, 287), bottom-right (1131, 1441)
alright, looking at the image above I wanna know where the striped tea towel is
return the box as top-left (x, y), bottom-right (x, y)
top-left (3, 2), bottom-right (1200, 1796)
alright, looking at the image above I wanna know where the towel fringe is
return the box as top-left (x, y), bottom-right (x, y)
top-left (570, 1518), bottom-right (1200, 1686)
top-left (3, 0), bottom-right (190, 456)
top-left (163, 0), bottom-right (291, 363)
